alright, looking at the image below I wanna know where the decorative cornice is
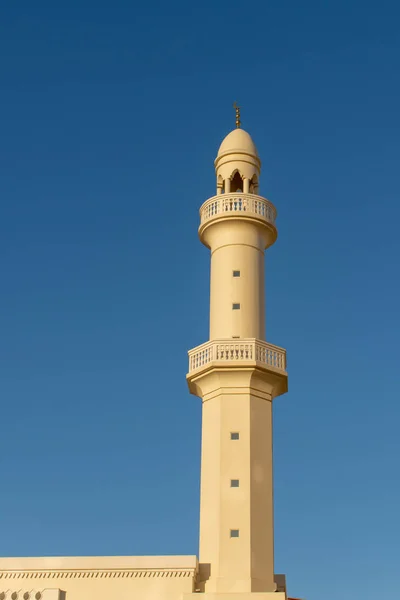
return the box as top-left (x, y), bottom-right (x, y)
top-left (0, 569), bottom-right (194, 580)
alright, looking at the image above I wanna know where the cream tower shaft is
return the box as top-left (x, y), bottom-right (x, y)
top-left (187, 125), bottom-right (288, 598)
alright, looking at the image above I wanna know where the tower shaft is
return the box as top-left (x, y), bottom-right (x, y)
top-left (208, 220), bottom-right (266, 340)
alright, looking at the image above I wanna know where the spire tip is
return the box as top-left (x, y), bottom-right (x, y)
top-left (233, 102), bottom-right (241, 128)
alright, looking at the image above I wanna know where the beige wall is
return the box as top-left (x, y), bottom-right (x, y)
top-left (0, 556), bottom-right (197, 600)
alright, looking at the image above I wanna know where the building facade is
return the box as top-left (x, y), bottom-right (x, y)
top-left (0, 121), bottom-right (294, 600)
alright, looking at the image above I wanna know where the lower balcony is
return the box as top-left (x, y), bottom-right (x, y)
top-left (188, 338), bottom-right (287, 375)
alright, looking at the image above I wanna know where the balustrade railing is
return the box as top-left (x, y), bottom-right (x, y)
top-left (199, 193), bottom-right (276, 227)
top-left (188, 339), bottom-right (286, 373)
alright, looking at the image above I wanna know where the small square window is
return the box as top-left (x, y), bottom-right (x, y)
top-left (231, 479), bottom-right (239, 487)
top-left (233, 270), bottom-right (241, 277)
top-left (232, 303), bottom-right (240, 310)
top-left (231, 432), bottom-right (239, 440)
top-left (230, 529), bottom-right (240, 538)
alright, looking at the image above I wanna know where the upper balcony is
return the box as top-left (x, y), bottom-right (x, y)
top-left (199, 192), bottom-right (277, 229)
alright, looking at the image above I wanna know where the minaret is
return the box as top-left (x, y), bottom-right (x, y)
top-left (187, 110), bottom-right (288, 599)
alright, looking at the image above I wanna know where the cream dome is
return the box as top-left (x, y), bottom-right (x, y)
top-left (217, 128), bottom-right (259, 158)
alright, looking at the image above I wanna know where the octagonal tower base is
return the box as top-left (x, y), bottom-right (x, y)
top-left (183, 593), bottom-right (286, 600)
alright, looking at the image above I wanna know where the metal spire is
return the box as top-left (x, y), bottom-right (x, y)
top-left (233, 102), bottom-right (241, 128)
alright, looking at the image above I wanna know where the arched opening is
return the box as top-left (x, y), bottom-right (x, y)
top-left (231, 170), bottom-right (243, 192)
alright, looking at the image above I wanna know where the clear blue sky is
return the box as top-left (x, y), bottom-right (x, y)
top-left (0, 2), bottom-right (399, 599)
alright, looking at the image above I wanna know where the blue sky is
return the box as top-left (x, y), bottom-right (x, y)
top-left (0, 1), bottom-right (399, 599)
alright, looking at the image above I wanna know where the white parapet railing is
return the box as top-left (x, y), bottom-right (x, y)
top-left (199, 193), bottom-right (277, 227)
top-left (188, 339), bottom-right (286, 373)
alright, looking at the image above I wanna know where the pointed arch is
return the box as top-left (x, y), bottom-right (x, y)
top-left (230, 169), bottom-right (244, 192)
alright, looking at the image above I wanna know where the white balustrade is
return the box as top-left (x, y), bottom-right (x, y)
top-left (199, 193), bottom-right (276, 227)
top-left (188, 339), bottom-right (286, 373)
top-left (189, 341), bottom-right (214, 372)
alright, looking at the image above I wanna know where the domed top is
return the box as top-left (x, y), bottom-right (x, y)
top-left (217, 128), bottom-right (259, 158)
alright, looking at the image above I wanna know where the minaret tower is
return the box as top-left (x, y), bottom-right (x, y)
top-left (187, 109), bottom-right (288, 600)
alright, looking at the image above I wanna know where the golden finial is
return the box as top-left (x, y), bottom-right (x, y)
top-left (233, 102), bottom-right (241, 128)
